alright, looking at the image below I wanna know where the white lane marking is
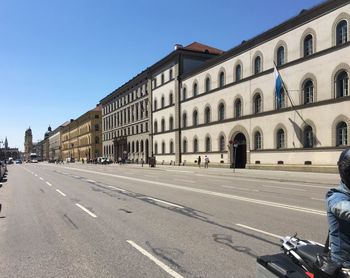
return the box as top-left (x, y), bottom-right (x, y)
top-left (34, 174), bottom-right (38, 177)
top-left (166, 169), bottom-right (194, 174)
top-left (127, 240), bottom-right (184, 278)
top-left (48, 166), bottom-right (327, 216)
top-left (261, 185), bottom-right (306, 192)
top-left (46, 182), bottom-right (52, 187)
top-left (236, 224), bottom-right (283, 239)
top-left (311, 198), bottom-right (325, 202)
top-left (76, 203), bottom-right (97, 218)
top-left (73, 176), bottom-right (81, 178)
top-left (39, 177), bottom-right (44, 181)
top-left (86, 179), bottom-right (96, 183)
top-left (222, 185), bottom-right (259, 192)
top-left (173, 179), bottom-right (195, 183)
top-left (56, 189), bottom-right (66, 197)
top-left (108, 185), bottom-right (127, 192)
top-left (145, 197), bottom-right (184, 209)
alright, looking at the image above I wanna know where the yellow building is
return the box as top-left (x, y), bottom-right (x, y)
top-left (61, 106), bottom-right (102, 162)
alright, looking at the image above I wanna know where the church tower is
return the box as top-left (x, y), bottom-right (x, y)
top-left (24, 127), bottom-right (33, 161)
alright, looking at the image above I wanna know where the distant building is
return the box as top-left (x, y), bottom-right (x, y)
top-left (49, 121), bottom-right (70, 161)
top-left (0, 137), bottom-right (19, 161)
top-left (24, 127), bottom-right (33, 161)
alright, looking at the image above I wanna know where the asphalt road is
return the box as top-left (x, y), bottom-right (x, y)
top-left (0, 163), bottom-right (339, 278)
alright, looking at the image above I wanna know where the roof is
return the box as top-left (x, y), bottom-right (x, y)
top-left (90, 105), bottom-right (102, 112)
top-left (183, 42), bottom-right (224, 55)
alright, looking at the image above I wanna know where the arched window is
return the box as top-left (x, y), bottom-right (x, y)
top-left (169, 116), bottom-right (174, 131)
top-left (218, 103), bottom-right (225, 121)
top-left (276, 129), bottom-right (285, 149)
top-left (154, 121), bottom-right (158, 133)
top-left (161, 74), bottom-right (164, 84)
top-left (140, 140), bottom-right (144, 152)
top-left (127, 142), bottom-right (130, 152)
top-left (193, 138), bottom-right (198, 153)
top-left (205, 107), bottom-right (211, 124)
top-left (162, 142), bottom-right (165, 154)
top-left (277, 88), bottom-right (286, 109)
top-left (169, 93), bottom-right (173, 105)
top-left (161, 119), bottom-right (165, 132)
top-left (304, 80), bottom-right (314, 104)
top-left (153, 99), bottom-right (157, 110)
top-left (205, 77), bottom-right (211, 92)
top-left (155, 142), bottom-right (158, 154)
top-left (277, 46), bottom-right (285, 66)
top-left (219, 136), bottom-right (225, 152)
top-left (254, 56), bottom-right (262, 74)
top-left (183, 139), bottom-right (187, 153)
top-left (182, 87), bottom-right (187, 101)
top-left (235, 64), bottom-right (242, 81)
top-left (170, 141), bottom-right (174, 154)
top-left (182, 112), bottom-right (187, 128)
top-left (336, 122), bottom-right (348, 146)
top-left (193, 110), bottom-right (198, 126)
top-left (337, 20), bottom-right (348, 45)
top-left (303, 125), bottom-right (314, 148)
top-left (205, 137), bottom-right (211, 152)
top-left (161, 96), bottom-right (165, 108)
top-left (336, 71), bottom-right (349, 98)
top-left (254, 131), bottom-right (262, 150)
top-left (169, 69), bottom-right (173, 80)
top-left (193, 82), bottom-right (198, 96)
top-left (304, 34), bottom-right (313, 57)
top-left (219, 72), bottom-right (225, 88)
top-left (234, 99), bottom-right (242, 118)
top-left (254, 94), bottom-right (262, 114)
top-left (136, 141), bottom-right (139, 152)
top-left (132, 141), bottom-right (135, 153)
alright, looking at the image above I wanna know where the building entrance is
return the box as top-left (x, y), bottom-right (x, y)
top-left (231, 133), bottom-right (247, 168)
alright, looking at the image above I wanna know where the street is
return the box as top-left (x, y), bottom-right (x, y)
top-left (0, 163), bottom-right (338, 278)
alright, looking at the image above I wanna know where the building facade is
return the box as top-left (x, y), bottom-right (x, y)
top-left (24, 127), bottom-right (33, 161)
top-left (48, 121), bottom-right (69, 162)
top-left (61, 106), bottom-right (102, 162)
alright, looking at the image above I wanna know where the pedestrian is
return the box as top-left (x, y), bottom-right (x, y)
top-left (141, 158), bottom-right (144, 167)
top-left (204, 155), bottom-right (209, 168)
top-left (197, 156), bottom-right (201, 168)
top-left (326, 147), bottom-right (350, 267)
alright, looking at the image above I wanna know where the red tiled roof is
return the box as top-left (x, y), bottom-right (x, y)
top-left (183, 42), bottom-right (224, 55)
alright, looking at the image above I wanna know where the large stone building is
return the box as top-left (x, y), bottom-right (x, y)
top-left (49, 121), bottom-right (70, 161)
top-left (24, 127), bottom-right (33, 161)
top-left (61, 106), bottom-right (102, 162)
top-left (101, 0), bottom-right (350, 171)
top-left (100, 42), bottom-right (223, 163)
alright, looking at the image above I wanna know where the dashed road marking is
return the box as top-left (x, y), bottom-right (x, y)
top-left (39, 177), bottom-right (44, 181)
top-left (46, 182), bottom-right (52, 187)
top-left (56, 189), bottom-right (66, 197)
top-left (236, 224), bottom-right (283, 239)
top-left (261, 185), bottom-right (306, 192)
top-left (144, 197), bottom-right (184, 209)
top-left (76, 203), bottom-right (97, 218)
top-left (108, 185), bottom-right (127, 192)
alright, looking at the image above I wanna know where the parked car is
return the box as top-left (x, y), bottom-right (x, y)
top-left (0, 161), bottom-right (7, 180)
top-left (15, 159), bottom-right (22, 164)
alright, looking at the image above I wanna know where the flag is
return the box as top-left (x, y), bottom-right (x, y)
top-left (274, 65), bottom-right (282, 108)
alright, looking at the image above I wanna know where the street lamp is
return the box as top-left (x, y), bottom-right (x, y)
top-left (229, 140), bottom-right (239, 173)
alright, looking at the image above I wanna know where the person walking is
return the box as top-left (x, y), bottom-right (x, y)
top-left (204, 155), bottom-right (209, 168)
top-left (197, 156), bottom-right (201, 168)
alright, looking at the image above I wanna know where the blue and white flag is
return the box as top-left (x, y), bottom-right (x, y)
top-left (274, 65), bottom-right (282, 108)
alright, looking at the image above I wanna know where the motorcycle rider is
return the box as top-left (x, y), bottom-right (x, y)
top-left (326, 147), bottom-right (350, 268)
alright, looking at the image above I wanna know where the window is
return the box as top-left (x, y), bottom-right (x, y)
top-left (235, 64), bottom-right (242, 81)
top-left (303, 80), bottom-right (314, 104)
top-left (140, 141), bottom-right (144, 152)
top-left (169, 116), bottom-right (174, 131)
top-left (336, 20), bottom-right (348, 45)
top-left (153, 78), bottom-right (157, 88)
top-left (205, 137), bottom-right (211, 152)
top-left (161, 74), bottom-right (164, 84)
top-left (162, 142), bottom-right (165, 154)
top-left (193, 82), bottom-right (198, 97)
top-left (218, 103), bottom-right (225, 121)
top-left (95, 136), bottom-right (100, 144)
top-left (234, 99), bottom-right (242, 118)
top-left (277, 88), bottom-right (286, 109)
top-left (193, 110), bottom-right (198, 126)
top-left (336, 71), bottom-right (349, 98)
top-left (182, 113), bottom-right (187, 128)
top-left (94, 124), bottom-right (99, 131)
top-left (276, 129), bottom-right (285, 149)
top-left (132, 142), bottom-right (135, 153)
top-left (161, 119), bottom-right (165, 132)
top-left (155, 142), bottom-right (158, 154)
top-left (219, 72), bottom-right (225, 88)
top-left (336, 122), bottom-right (348, 146)
top-left (254, 56), bottom-right (261, 74)
top-left (277, 46), bottom-right (285, 66)
top-left (205, 107), bottom-right (211, 124)
top-left (254, 94), bottom-right (262, 114)
top-left (170, 141), bottom-right (174, 154)
top-left (154, 121), bottom-right (158, 133)
top-left (182, 87), bottom-right (187, 101)
top-left (169, 69), bottom-right (173, 80)
top-left (136, 141), bottom-right (139, 152)
top-left (254, 132), bottom-right (262, 150)
top-left (303, 125), bottom-right (314, 148)
top-left (161, 96), bottom-right (165, 108)
top-left (304, 35), bottom-right (313, 57)
top-left (183, 139), bottom-right (187, 153)
top-left (169, 93), bottom-right (174, 105)
top-left (154, 99), bottom-right (157, 110)
top-left (219, 136), bottom-right (225, 152)
top-left (193, 138), bottom-right (198, 153)
top-left (205, 77), bottom-right (211, 92)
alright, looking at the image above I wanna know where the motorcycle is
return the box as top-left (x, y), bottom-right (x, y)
top-left (257, 234), bottom-right (350, 278)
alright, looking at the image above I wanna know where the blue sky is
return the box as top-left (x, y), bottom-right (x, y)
top-left (0, 0), bottom-right (323, 151)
